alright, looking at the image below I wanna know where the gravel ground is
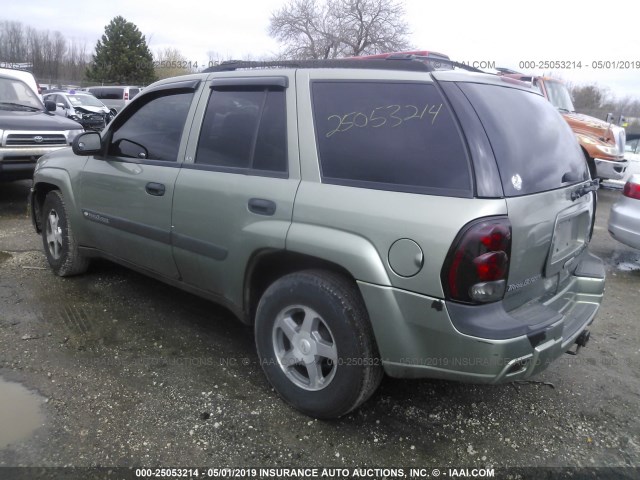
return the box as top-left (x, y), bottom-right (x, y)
top-left (0, 180), bottom-right (639, 477)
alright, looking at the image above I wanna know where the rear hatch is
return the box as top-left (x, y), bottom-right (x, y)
top-left (454, 80), bottom-right (598, 337)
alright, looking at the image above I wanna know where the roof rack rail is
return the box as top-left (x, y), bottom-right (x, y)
top-left (202, 57), bottom-right (487, 74)
top-left (203, 59), bottom-right (433, 73)
top-left (495, 67), bottom-right (523, 75)
top-left (410, 56), bottom-right (485, 73)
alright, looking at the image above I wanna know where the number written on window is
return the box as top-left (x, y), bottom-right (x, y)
top-left (326, 103), bottom-right (442, 137)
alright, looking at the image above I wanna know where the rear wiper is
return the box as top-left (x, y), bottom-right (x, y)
top-left (571, 179), bottom-right (600, 200)
top-left (0, 102), bottom-right (41, 111)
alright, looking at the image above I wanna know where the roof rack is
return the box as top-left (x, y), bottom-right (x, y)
top-left (203, 59), bottom-right (431, 73)
top-left (202, 57), bottom-right (486, 74)
top-left (495, 67), bottom-right (523, 75)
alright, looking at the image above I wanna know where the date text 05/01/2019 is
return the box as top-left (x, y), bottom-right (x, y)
top-left (518, 60), bottom-right (640, 70)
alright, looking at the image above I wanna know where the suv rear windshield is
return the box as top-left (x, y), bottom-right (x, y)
top-left (312, 81), bottom-right (472, 197)
top-left (459, 83), bottom-right (588, 197)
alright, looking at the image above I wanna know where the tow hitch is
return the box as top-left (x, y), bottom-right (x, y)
top-left (566, 329), bottom-right (591, 355)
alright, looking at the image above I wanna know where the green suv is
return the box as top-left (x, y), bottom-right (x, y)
top-left (29, 59), bottom-right (605, 418)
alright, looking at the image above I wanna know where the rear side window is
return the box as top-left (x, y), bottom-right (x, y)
top-left (129, 88), bottom-right (140, 99)
top-left (312, 81), bottom-right (471, 196)
top-left (459, 83), bottom-right (588, 196)
top-left (195, 88), bottom-right (287, 175)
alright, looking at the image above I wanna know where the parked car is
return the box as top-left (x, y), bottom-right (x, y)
top-left (0, 67), bottom-right (40, 98)
top-left (609, 175), bottom-right (640, 250)
top-left (29, 59), bottom-right (605, 418)
top-left (43, 91), bottom-right (115, 131)
top-left (0, 69), bottom-right (84, 182)
top-left (604, 134), bottom-right (640, 189)
top-left (353, 50), bottom-right (453, 70)
top-left (85, 85), bottom-right (141, 113)
top-left (497, 71), bottom-right (628, 181)
top-left (624, 133), bottom-right (640, 173)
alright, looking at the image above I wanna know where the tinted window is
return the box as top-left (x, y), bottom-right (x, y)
top-left (459, 83), bottom-right (588, 196)
top-left (253, 90), bottom-right (287, 172)
top-left (129, 88), bottom-right (140, 99)
top-left (108, 91), bottom-right (194, 162)
top-left (312, 81), bottom-right (471, 196)
top-left (195, 88), bottom-right (287, 174)
top-left (90, 87), bottom-right (123, 100)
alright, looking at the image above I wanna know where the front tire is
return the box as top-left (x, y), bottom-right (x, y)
top-left (255, 270), bottom-right (383, 419)
top-left (41, 190), bottom-right (89, 277)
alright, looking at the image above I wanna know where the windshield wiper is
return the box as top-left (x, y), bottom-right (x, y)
top-left (0, 102), bottom-right (41, 111)
top-left (557, 107), bottom-right (571, 113)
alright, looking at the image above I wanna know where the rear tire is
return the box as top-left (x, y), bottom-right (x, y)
top-left (255, 270), bottom-right (383, 419)
top-left (41, 190), bottom-right (89, 277)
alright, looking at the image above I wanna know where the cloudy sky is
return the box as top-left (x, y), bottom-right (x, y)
top-left (3, 0), bottom-right (640, 98)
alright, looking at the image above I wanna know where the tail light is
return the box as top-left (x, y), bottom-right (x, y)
top-left (623, 179), bottom-right (640, 200)
top-left (124, 92), bottom-right (129, 100)
top-left (441, 217), bottom-right (512, 304)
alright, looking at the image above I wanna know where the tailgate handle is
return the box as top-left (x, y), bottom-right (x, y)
top-left (145, 182), bottom-right (166, 196)
top-left (248, 198), bottom-right (276, 216)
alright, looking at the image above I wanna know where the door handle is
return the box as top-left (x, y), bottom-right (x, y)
top-left (145, 182), bottom-right (166, 196)
top-left (248, 198), bottom-right (276, 216)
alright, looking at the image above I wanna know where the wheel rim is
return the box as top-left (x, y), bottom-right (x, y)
top-left (45, 209), bottom-right (63, 260)
top-left (272, 305), bottom-right (338, 391)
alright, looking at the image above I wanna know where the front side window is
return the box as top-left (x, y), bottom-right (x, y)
top-left (195, 87), bottom-right (287, 174)
top-left (108, 91), bottom-right (194, 162)
top-left (312, 81), bottom-right (471, 196)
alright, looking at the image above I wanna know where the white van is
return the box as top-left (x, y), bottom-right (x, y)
top-left (86, 86), bottom-right (141, 113)
top-left (0, 67), bottom-right (40, 98)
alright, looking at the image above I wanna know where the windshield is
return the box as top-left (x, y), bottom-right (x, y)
top-left (0, 77), bottom-right (43, 109)
top-left (68, 94), bottom-right (105, 108)
top-left (544, 80), bottom-right (575, 112)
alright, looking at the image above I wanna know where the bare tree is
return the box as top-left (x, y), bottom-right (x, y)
top-left (269, 0), bottom-right (412, 60)
top-left (154, 47), bottom-right (194, 79)
top-left (1, 21), bottom-right (27, 63)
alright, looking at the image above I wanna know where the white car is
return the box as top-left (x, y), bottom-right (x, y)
top-left (605, 135), bottom-right (640, 188)
top-left (609, 174), bottom-right (640, 250)
top-left (43, 91), bottom-right (114, 131)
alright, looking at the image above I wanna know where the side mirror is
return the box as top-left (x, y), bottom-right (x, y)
top-left (72, 131), bottom-right (102, 156)
top-left (44, 100), bottom-right (57, 112)
top-left (605, 113), bottom-right (614, 124)
top-left (56, 102), bottom-right (66, 109)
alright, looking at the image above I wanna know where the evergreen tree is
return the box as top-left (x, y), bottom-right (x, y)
top-left (86, 16), bottom-right (156, 85)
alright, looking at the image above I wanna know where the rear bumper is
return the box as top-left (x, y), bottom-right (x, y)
top-left (358, 250), bottom-right (605, 383)
top-left (594, 157), bottom-right (628, 180)
top-left (609, 198), bottom-right (640, 250)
